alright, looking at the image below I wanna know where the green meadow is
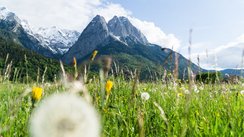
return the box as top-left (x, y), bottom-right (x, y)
top-left (0, 75), bottom-right (243, 136)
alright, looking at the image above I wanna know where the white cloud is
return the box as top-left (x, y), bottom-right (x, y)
top-left (1, 0), bottom-right (100, 31)
top-left (94, 3), bottom-right (132, 20)
top-left (1, 0), bottom-right (181, 49)
top-left (128, 18), bottom-right (181, 50)
top-left (188, 36), bottom-right (244, 69)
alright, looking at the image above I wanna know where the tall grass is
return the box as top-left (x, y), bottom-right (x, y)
top-left (0, 49), bottom-right (244, 137)
top-left (0, 78), bottom-right (243, 136)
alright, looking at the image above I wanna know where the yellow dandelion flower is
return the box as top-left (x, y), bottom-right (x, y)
top-left (32, 87), bottom-right (43, 101)
top-left (73, 57), bottom-right (77, 67)
top-left (178, 92), bottom-right (183, 97)
top-left (105, 80), bottom-right (113, 95)
top-left (90, 50), bottom-right (98, 61)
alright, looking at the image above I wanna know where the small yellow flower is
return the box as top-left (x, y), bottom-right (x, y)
top-left (90, 50), bottom-right (98, 61)
top-left (73, 57), bottom-right (77, 67)
top-left (105, 80), bottom-right (113, 95)
top-left (32, 87), bottom-right (43, 101)
top-left (178, 92), bottom-right (183, 97)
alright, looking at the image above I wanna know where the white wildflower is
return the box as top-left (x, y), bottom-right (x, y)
top-left (199, 86), bottom-right (204, 91)
top-left (30, 93), bottom-right (100, 137)
top-left (184, 89), bottom-right (190, 94)
top-left (193, 85), bottom-right (199, 93)
top-left (44, 83), bottom-right (52, 87)
top-left (173, 82), bottom-right (178, 87)
top-left (141, 92), bottom-right (150, 101)
top-left (240, 90), bottom-right (244, 95)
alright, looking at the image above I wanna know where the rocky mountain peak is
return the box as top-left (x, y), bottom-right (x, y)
top-left (82, 15), bottom-right (108, 35)
top-left (63, 15), bottom-right (110, 63)
top-left (0, 6), bottom-right (21, 23)
top-left (108, 16), bottom-right (148, 45)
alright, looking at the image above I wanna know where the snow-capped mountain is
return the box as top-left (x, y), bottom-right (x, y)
top-left (62, 15), bottom-right (201, 79)
top-left (1, 8), bottom-right (202, 78)
top-left (0, 6), bottom-right (80, 55)
top-left (0, 6), bottom-right (19, 22)
top-left (108, 16), bottom-right (148, 45)
top-left (63, 15), bottom-right (110, 63)
top-left (0, 6), bottom-right (22, 33)
top-left (0, 6), bottom-right (56, 57)
top-left (63, 15), bottom-right (149, 64)
top-left (34, 27), bottom-right (80, 54)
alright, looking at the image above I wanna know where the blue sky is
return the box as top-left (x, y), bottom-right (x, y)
top-left (1, 0), bottom-right (244, 69)
top-left (108, 0), bottom-right (244, 43)
top-left (107, 0), bottom-right (244, 69)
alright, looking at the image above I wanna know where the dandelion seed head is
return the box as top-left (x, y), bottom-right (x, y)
top-left (30, 93), bottom-right (100, 137)
top-left (240, 90), bottom-right (244, 95)
top-left (141, 92), bottom-right (150, 101)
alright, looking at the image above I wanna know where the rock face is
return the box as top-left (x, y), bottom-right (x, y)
top-left (108, 16), bottom-right (148, 45)
top-left (63, 15), bottom-right (111, 63)
top-left (63, 15), bottom-right (150, 64)
top-left (0, 8), bottom-right (203, 79)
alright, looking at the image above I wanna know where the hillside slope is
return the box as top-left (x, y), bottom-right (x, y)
top-left (0, 30), bottom-right (69, 81)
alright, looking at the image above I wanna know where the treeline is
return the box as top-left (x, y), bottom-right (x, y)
top-left (0, 31), bottom-right (72, 82)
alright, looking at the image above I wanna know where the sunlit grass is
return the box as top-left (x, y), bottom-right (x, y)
top-left (0, 79), bottom-right (243, 136)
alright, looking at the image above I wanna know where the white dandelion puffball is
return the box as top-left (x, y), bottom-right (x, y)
top-left (30, 93), bottom-right (100, 137)
top-left (240, 90), bottom-right (244, 95)
top-left (141, 92), bottom-right (150, 101)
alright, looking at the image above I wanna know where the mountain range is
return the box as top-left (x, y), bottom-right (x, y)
top-left (1, 6), bottom-right (242, 79)
top-left (0, 6), bottom-right (80, 58)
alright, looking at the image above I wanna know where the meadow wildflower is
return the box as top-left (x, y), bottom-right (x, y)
top-left (184, 89), bottom-right (190, 94)
top-left (240, 90), bottom-right (244, 95)
top-left (177, 92), bottom-right (183, 97)
top-left (141, 92), bottom-right (150, 101)
top-left (32, 87), bottom-right (43, 101)
top-left (199, 86), bottom-right (204, 90)
top-left (30, 93), bottom-right (100, 137)
top-left (73, 57), bottom-right (77, 67)
top-left (90, 50), bottom-right (98, 61)
top-left (105, 80), bottom-right (113, 95)
top-left (193, 85), bottom-right (199, 93)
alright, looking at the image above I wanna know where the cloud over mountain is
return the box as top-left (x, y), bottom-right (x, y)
top-left (1, 0), bottom-right (180, 49)
top-left (189, 35), bottom-right (244, 69)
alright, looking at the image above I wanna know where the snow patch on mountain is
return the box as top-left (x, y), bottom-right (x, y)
top-left (110, 34), bottom-right (128, 46)
top-left (0, 6), bottom-right (80, 55)
top-left (0, 6), bottom-right (12, 20)
top-left (108, 16), bottom-right (148, 45)
top-left (33, 27), bottom-right (80, 54)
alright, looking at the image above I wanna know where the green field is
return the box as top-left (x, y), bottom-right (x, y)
top-left (0, 75), bottom-right (244, 137)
